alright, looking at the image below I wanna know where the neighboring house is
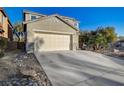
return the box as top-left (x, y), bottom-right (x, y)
top-left (113, 39), bottom-right (124, 52)
top-left (0, 8), bottom-right (13, 41)
top-left (23, 10), bottom-right (80, 53)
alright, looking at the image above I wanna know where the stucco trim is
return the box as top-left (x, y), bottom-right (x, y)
top-left (33, 29), bottom-right (74, 35)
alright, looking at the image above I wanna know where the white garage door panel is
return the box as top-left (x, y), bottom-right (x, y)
top-left (35, 33), bottom-right (70, 51)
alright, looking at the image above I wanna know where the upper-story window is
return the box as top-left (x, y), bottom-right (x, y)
top-left (0, 14), bottom-right (5, 24)
top-left (31, 15), bottom-right (37, 20)
top-left (0, 14), bottom-right (3, 24)
top-left (2, 15), bottom-right (5, 24)
top-left (74, 22), bottom-right (79, 29)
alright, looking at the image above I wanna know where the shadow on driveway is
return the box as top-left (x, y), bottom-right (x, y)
top-left (35, 50), bottom-right (124, 86)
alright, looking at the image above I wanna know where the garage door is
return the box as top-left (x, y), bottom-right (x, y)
top-left (34, 33), bottom-right (71, 51)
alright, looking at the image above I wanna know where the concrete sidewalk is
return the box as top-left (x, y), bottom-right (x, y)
top-left (35, 50), bottom-right (124, 86)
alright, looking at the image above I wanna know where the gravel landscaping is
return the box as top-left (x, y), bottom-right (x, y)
top-left (0, 51), bottom-right (52, 86)
top-left (96, 49), bottom-right (124, 60)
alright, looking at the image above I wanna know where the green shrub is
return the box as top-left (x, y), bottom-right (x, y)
top-left (0, 52), bottom-right (4, 58)
top-left (0, 37), bottom-right (7, 49)
top-left (0, 37), bottom-right (8, 57)
top-left (79, 27), bottom-right (117, 51)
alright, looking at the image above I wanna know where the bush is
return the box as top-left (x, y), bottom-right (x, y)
top-left (0, 37), bottom-right (8, 57)
top-left (0, 37), bottom-right (7, 48)
top-left (79, 27), bottom-right (117, 51)
top-left (0, 52), bottom-right (4, 58)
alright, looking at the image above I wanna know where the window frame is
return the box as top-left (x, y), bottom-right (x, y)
top-left (31, 15), bottom-right (37, 20)
top-left (0, 14), bottom-right (5, 24)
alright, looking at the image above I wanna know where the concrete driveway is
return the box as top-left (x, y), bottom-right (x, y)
top-left (35, 51), bottom-right (124, 86)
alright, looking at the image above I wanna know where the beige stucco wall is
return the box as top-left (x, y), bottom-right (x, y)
top-left (25, 16), bottom-right (79, 52)
top-left (25, 13), bottom-right (43, 21)
top-left (3, 18), bottom-right (8, 38)
top-left (25, 13), bottom-right (31, 21)
top-left (72, 32), bottom-right (79, 50)
top-left (27, 17), bottom-right (77, 33)
top-left (0, 11), bottom-right (9, 38)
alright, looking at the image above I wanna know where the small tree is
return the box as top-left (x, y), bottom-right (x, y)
top-left (79, 26), bottom-right (117, 51)
top-left (13, 22), bottom-right (24, 42)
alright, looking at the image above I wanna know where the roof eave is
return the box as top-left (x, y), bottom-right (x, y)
top-left (0, 8), bottom-right (13, 28)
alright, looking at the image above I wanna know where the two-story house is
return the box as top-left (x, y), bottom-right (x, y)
top-left (0, 8), bottom-right (13, 41)
top-left (23, 10), bottom-right (80, 53)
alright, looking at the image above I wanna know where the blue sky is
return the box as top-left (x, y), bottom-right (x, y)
top-left (4, 7), bottom-right (124, 36)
